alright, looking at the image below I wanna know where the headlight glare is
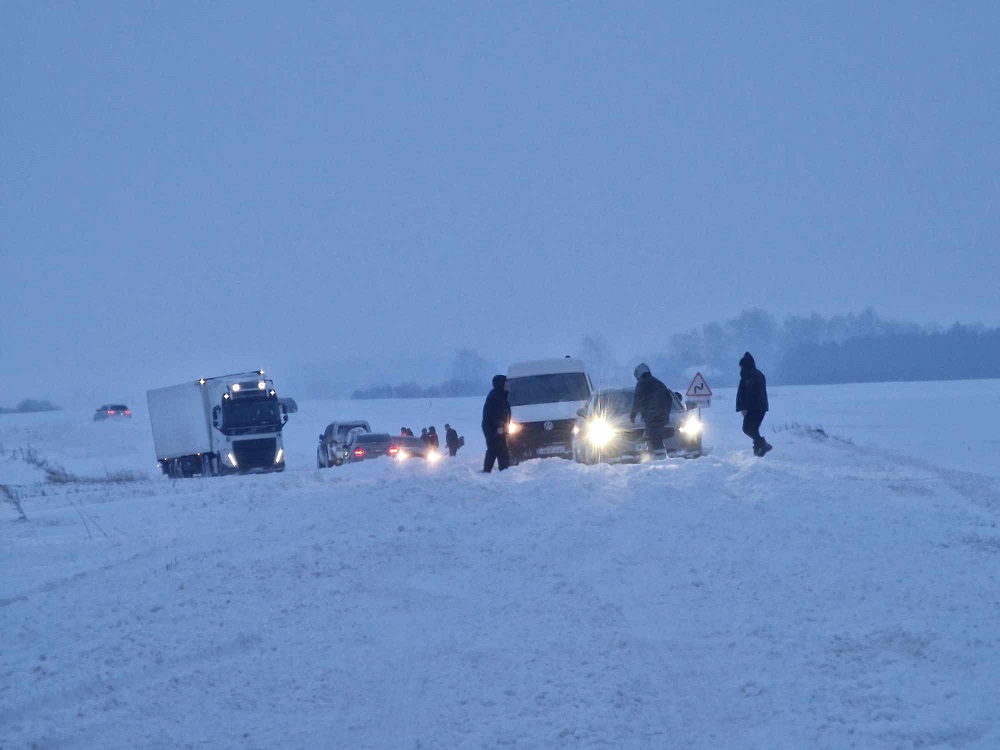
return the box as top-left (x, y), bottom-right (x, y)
top-left (588, 418), bottom-right (616, 447)
top-left (679, 416), bottom-right (702, 436)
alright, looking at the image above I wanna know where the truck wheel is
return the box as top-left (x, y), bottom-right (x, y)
top-left (317, 449), bottom-right (327, 469)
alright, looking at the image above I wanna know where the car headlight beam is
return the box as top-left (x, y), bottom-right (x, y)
top-left (587, 418), bottom-right (616, 447)
top-left (679, 415), bottom-right (702, 436)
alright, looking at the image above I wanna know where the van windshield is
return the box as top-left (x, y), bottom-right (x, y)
top-left (508, 373), bottom-right (590, 406)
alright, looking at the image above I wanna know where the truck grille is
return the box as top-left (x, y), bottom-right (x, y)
top-left (233, 438), bottom-right (277, 469)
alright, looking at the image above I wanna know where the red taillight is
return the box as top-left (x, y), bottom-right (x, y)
top-left (388, 446), bottom-right (399, 456)
top-left (107, 410), bottom-right (114, 414)
top-left (353, 448), bottom-right (365, 457)
top-left (124, 410), bottom-right (131, 415)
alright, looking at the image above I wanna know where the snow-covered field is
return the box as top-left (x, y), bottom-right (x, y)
top-left (2, 380), bottom-right (998, 749)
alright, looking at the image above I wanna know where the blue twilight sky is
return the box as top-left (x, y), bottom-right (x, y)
top-left (2, 2), bottom-right (998, 402)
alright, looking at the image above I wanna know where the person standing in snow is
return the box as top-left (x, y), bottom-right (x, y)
top-left (420, 427), bottom-right (429, 444)
top-left (481, 374), bottom-right (511, 472)
top-left (629, 363), bottom-right (673, 458)
top-left (427, 426), bottom-right (440, 450)
top-left (444, 424), bottom-right (461, 457)
top-left (736, 351), bottom-right (772, 457)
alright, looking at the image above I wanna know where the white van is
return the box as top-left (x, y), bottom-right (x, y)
top-left (506, 358), bottom-right (594, 462)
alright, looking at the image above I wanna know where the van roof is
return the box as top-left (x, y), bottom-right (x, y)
top-left (507, 358), bottom-right (588, 378)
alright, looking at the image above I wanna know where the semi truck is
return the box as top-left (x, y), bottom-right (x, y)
top-left (147, 370), bottom-right (288, 478)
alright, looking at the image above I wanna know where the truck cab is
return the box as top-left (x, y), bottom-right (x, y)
top-left (506, 358), bottom-right (593, 462)
top-left (148, 370), bottom-right (289, 478)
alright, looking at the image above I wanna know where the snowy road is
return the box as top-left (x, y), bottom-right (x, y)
top-left (2, 381), bottom-right (999, 748)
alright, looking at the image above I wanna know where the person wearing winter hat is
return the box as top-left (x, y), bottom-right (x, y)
top-left (481, 374), bottom-right (512, 472)
top-left (630, 363), bottom-right (673, 459)
top-left (736, 352), bottom-right (772, 456)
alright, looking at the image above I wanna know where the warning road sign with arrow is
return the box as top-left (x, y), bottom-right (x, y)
top-left (686, 372), bottom-right (712, 407)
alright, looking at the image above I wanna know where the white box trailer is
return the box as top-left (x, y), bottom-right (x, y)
top-left (147, 370), bottom-right (288, 478)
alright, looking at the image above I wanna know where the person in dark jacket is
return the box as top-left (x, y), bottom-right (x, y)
top-left (482, 374), bottom-right (511, 472)
top-left (444, 423), bottom-right (461, 457)
top-left (427, 426), bottom-right (440, 450)
top-left (629, 363), bottom-right (673, 458)
top-left (736, 351), bottom-right (772, 456)
top-left (420, 427), bottom-right (429, 444)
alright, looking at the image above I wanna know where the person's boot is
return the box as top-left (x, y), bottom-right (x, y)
top-left (760, 442), bottom-right (773, 456)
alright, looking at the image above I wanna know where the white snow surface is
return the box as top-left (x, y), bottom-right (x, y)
top-left (2, 380), bottom-right (999, 749)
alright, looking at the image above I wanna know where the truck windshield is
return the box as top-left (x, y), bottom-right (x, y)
top-left (222, 401), bottom-right (283, 433)
top-left (508, 373), bottom-right (590, 406)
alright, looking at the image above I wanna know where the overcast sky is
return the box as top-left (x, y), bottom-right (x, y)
top-left (3, 2), bottom-right (998, 403)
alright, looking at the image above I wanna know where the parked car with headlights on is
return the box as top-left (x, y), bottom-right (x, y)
top-left (394, 435), bottom-right (442, 462)
top-left (572, 388), bottom-right (702, 464)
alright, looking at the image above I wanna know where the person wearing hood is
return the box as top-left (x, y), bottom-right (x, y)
top-left (736, 352), bottom-right (772, 456)
top-left (482, 374), bottom-right (512, 472)
top-left (629, 363), bottom-right (673, 459)
top-left (444, 424), bottom-right (461, 456)
top-left (427, 426), bottom-right (440, 450)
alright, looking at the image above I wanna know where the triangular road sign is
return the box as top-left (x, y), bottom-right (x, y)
top-left (686, 372), bottom-right (713, 398)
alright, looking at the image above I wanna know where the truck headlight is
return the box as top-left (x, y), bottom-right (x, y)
top-left (227, 452), bottom-right (238, 467)
top-left (508, 422), bottom-right (520, 435)
top-left (274, 448), bottom-right (284, 464)
top-left (588, 418), bottom-right (616, 447)
top-left (427, 450), bottom-right (441, 462)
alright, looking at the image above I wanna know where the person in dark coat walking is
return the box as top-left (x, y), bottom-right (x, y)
top-left (482, 374), bottom-right (511, 472)
top-left (427, 426), bottom-right (440, 450)
top-left (629, 363), bottom-right (673, 458)
top-left (444, 424), bottom-right (461, 457)
top-left (736, 351), bottom-right (772, 456)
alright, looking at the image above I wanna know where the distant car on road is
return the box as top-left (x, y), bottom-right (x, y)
top-left (572, 387), bottom-right (702, 464)
top-left (317, 420), bottom-right (371, 468)
top-left (345, 433), bottom-right (400, 463)
top-left (94, 404), bottom-right (131, 421)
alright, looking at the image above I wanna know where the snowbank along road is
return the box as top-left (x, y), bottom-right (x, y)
top-left (2, 380), bottom-right (999, 749)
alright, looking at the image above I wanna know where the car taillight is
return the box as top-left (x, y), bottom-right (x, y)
top-left (388, 446), bottom-right (399, 456)
top-left (124, 410), bottom-right (131, 415)
top-left (353, 448), bottom-right (365, 457)
top-left (107, 410), bottom-right (115, 415)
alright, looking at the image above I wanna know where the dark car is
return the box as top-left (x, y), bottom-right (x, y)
top-left (572, 388), bottom-right (702, 464)
top-left (345, 433), bottom-right (400, 463)
top-left (94, 404), bottom-right (131, 421)
top-left (393, 435), bottom-right (442, 462)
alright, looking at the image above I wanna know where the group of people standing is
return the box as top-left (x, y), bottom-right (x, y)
top-left (400, 424), bottom-right (463, 457)
top-left (480, 352), bottom-right (773, 472)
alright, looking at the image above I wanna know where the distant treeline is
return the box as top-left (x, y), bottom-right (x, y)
top-left (646, 309), bottom-right (1000, 388)
top-left (351, 311), bottom-right (1000, 399)
top-left (352, 379), bottom-right (484, 400)
top-left (352, 348), bottom-right (496, 400)
top-left (0, 399), bottom-right (62, 415)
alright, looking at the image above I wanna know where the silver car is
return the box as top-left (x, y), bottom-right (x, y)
top-left (572, 388), bottom-right (703, 464)
top-left (317, 420), bottom-right (371, 468)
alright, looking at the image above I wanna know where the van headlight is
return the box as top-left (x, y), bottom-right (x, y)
top-left (679, 416), bottom-right (702, 436)
top-left (588, 418), bottom-right (616, 447)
